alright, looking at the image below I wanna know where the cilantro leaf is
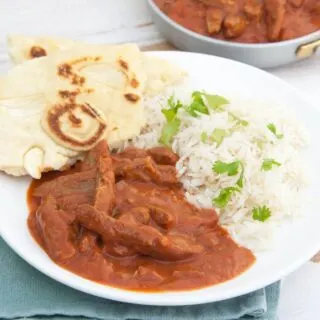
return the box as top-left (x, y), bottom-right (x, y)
top-left (236, 162), bottom-right (245, 188)
top-left (213, 160), bottom-right (245, 188)
top-left (267, 123), bottom-right (284, 139)
top-left (201, 129), bottom-right (229, 146)
top-left (159, 118), bottom-right (181, 147)
top-left (185, 100), bottom-right (208, 116)
top-left (162, 108), bottom-right (177, 122)
top-left (185, 91), bottom-right (209, 117)
top-left (211, 128), bottom-right (229, 146)
top-left (162, 96), bottom-right (183, 122)
top-left (159, 96), bottom-right (183, 146)
top-left (167, 95), bottom-right (176, 108)
top-left (213, 160), bottom-right (241, 176)
top-left (229, 112), bottom-right (249, 126)
top-left (261, 159), bottom-right (281, 171)
top-left (254, 138), bottom-right (266, 150)
top-left (252, 205), bottom-right (271, 222)
top-left (213, 187), bottom-right (240, 208)
top-left (201, 92), bottom-right (229, 112)
top-left (201, 132), bottom-right (208, 142)
top-left (192, 91), bottom-right (203, 101)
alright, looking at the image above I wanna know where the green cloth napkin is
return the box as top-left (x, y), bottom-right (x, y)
top-left (0, 237), bottom-right (280, 320)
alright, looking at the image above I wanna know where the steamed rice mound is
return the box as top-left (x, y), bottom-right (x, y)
top-left (121, 87), bottom-right (309, 251)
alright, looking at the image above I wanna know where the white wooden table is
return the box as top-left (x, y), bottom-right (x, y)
top-left (1, 1), bottom-right (319, 318)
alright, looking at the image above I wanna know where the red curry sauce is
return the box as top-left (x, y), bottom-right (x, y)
top-left (154, 0), bottom-right (320, 43)
top-left (27, 141), bottom-right (255, 291)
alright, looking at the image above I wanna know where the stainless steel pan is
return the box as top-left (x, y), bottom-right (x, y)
top-left (147, 0), bottom-right (320, 68)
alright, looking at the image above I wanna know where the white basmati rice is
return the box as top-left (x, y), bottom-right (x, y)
top-left (121, 86), bottom-right (309, 252)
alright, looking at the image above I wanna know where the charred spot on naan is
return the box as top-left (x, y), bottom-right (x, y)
top-left (57, 63), bottom-right (84, 85)
top-left (29, 46), bottom-right (47, 59)
top-left (42, 102), bottom-right (107, 151)
top-left (68, 56), bottom-right (102, 66)
top-left (117, 58), bottom-right (140, 89)
top-left (118, 58), bottom-right (129, 70)
top-left (58, 88), bottom-right (94, 103)
top-left (58, 89), bottom-right (80, 101)
top-left (57, 56), bottom-right (103, 86)
top-left (57, 62), bottom-right (86, 86)
top-left (130, 78), bottom-right (140, 88)
top-left (68, 113), bottom-right (82, 127)
top-left (57, 63), bottom-right (72, 77)
top-left (124, 93), bottom-right (141, 103)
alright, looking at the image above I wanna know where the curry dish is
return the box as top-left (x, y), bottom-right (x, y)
top-left (154, 0), bottom-right (320, 43)
top-left (28, 141), bottom-right (255, 291)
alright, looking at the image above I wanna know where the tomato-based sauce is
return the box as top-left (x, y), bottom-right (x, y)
top-left (27, 141), bottom-right (255, 291)
top-left (154, 0), bottom-right (320, 43)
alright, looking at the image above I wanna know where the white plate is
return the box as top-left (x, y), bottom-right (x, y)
top-left (1, 51), bottom-right (320, 306)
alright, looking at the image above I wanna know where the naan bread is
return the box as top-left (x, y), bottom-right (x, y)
top-left (0, 96), bottom-right (81, 178)
top-left (7, 34), bottom-right (187, 96)
top-left (7, 34), bottom-right (77, 64)
top-left (1, 36), bottom-right (187, 178)
top-left (42, 44), bottom-right (146, 149)
top-left (0, 44), bottom-right (146, 177)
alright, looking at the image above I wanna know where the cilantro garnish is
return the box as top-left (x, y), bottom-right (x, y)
top-left (252, 205), bottom-right (271, 222)
top-left (213, 187), bottom-right (240, 208)
top-left (213, 160), bottom-right (244, 187)
top-left (211, 128), bottom-right (229, 146)
top-left (186, 91), bottom-right (229, 117)
top-left (236, 162), bottom-right (245, 188)
top-left (201, 129), bottom-right (229, 146)
top-left (212, 160), bottom-right (245, 207)
top-left (185, 91), bottom-right (209, 117)
top-left (201, 132), bottom-right (208, 142)
top-left (213, 160), bottom-right (241, 176)
top-left (261, 159), bottom-right (281, 171)
top-left (159, 96), bottom-right (183, 146)
top-left (267, 123), bottom-right (284, 139)
top-left (162, 95), bottom-right (183, 122)
top-left (229, 112), bottom-right (249, 127)
top-left (201, 92), bottom-right (229, 112)
top-left (159, 118), bottom-right (181, 147)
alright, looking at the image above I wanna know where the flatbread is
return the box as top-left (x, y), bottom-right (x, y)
top-left (41, 44), bottom-right (146, 149)
top-left (0, 95), bottom-right (81, 178)
top-left (7, 34), bottom-right (77, 64)
top-left (7, 34), bottom-right (187, 96)
top-left (0, 35), bottom-right (187, 178)
top-left (0, 44), bottom-right (146, 177)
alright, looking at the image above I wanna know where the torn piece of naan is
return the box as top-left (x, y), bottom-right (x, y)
top-left (7, 34), bottom-right (187, 96)
top-left (0, 44), bottom-right (146, 177)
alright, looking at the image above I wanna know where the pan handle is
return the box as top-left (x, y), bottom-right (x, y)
top-left (296, 39), bottom-right (320, 58)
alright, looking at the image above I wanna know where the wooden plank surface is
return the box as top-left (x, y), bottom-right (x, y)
top-left (142, 42), bottom-right (176, 51)
top-left (312, 252), bottom-right (320, 263)
top-left (0, 0), bottom-right (162, 73)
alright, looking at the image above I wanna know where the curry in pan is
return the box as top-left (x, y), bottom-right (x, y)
top-left (28, 141), bottom-right (255, 291)
top-left (154, 0), bottom-right (320, 43)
